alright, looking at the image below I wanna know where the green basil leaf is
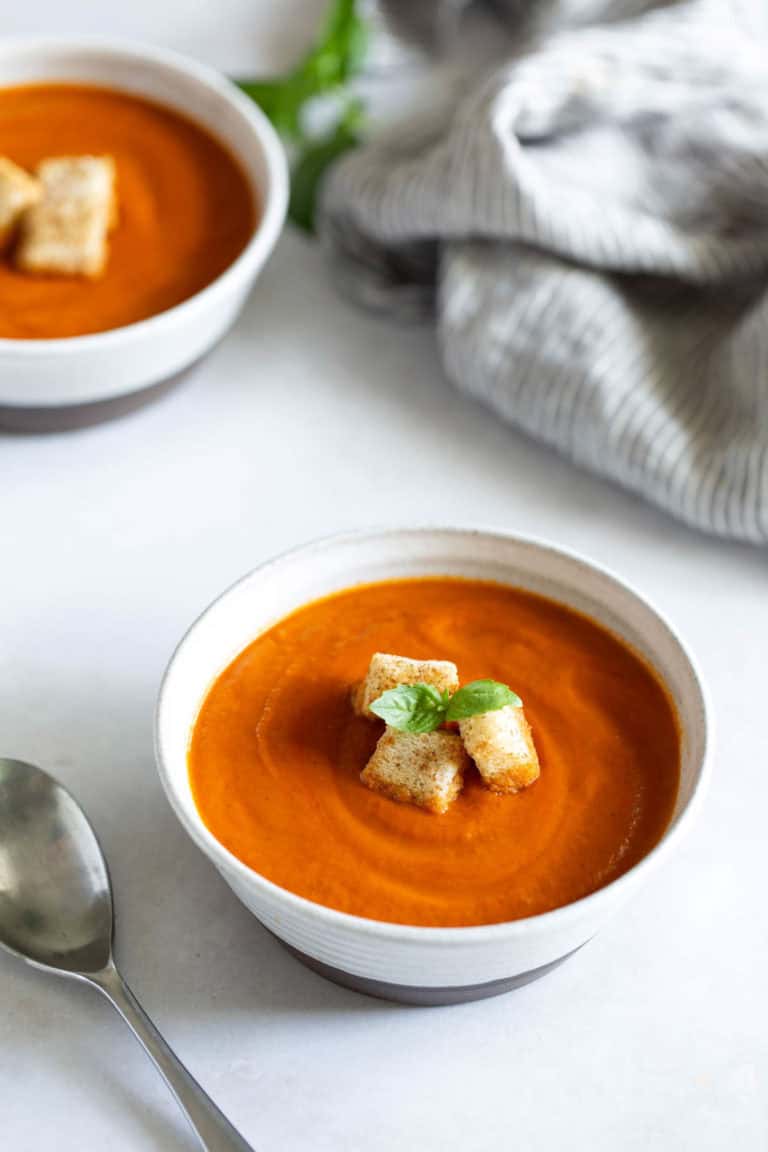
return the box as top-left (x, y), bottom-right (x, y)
top-left (289, 102), bottom-right (362, 231)
top-left (303, 0), bottom-right (367, 90)
top-left (236, 79), bottom-right (304, 139)
top-left (369, 683), bottom-right (447, 733)
top-left (237, 0), bottom-right (368, 144)
top-left (445, 680), bottom-right (522, 722)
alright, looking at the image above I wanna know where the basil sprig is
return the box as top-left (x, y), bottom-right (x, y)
top-left (370, 680), bottom-right (522, 734)
top-left (237, 0), bottom-right (367, 232)
top-left (369, 684), bottom-right (448, 734)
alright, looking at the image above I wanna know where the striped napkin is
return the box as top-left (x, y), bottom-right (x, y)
top-left (320, 0), bottom-right (768, 543)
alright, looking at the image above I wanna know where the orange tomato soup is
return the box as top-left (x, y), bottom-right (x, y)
top-left (189, 579), bottom-right (680, 927)
top-left (0, 84), bottom-right (255, 338)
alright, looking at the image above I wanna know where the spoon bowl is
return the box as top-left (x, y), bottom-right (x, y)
top-left (0, 758), bottom-right (112, 975)
top-left (0, 756), bottom-right (255, 1151)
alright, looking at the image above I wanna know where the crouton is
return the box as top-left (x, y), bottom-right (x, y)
top-left (353, 653), bottom-right (459, 718)
top-left (460, 705), bottom-right (540, 794)
top-left (361, 728), bottom-right (467, 814)
top-left (16, 155), bottom-right (117, 278)
top-left (0, 158), bottom-right (40, 249)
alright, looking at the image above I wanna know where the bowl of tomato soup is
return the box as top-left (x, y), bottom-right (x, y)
top-left (0, 39), bottom-right (287, 429)
top-left (155, 528), bottom-right (710, 1004)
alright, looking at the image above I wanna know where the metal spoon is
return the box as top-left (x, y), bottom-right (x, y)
top-left (0, 757), bottom-right (255, 1152)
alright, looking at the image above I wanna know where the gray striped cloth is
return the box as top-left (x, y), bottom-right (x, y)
top-left (319, 0), bottom-right (768, 543)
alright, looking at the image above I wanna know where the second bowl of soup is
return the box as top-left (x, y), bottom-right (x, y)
top-left (0, 39), bottom-right (287, 425)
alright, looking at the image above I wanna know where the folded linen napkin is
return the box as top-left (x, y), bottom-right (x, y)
top-left (320, 0), bottom-right (768, 543)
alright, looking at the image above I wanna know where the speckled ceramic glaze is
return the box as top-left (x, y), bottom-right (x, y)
top-left (155, 528), bottom-right (711, 1004)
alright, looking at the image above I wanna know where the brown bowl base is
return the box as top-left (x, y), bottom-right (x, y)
top-left (282, 941), bottom-right (586, 1006)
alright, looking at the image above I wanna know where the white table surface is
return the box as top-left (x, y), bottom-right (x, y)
top-left (2, 4), bottom-right (767, 1150)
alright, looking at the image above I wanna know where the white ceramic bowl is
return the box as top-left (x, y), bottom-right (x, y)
top-left (155, 528), bottom-right (710, 1004)
top-left (0, 38), bottom-right (287, 424)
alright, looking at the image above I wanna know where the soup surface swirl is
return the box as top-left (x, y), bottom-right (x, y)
top-left (189, 578), bottom-right (680, 927)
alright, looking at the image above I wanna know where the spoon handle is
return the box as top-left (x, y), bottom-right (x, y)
top-left (93, 964), bottom-right (256, 1152)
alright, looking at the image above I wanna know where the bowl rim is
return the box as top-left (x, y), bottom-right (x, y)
top-left (154, 525), bottom-right (713, 944)
top-left (0, 36), bottom-right (288, 354)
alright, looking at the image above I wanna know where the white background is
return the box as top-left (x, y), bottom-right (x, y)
top-left (2, 3), bottom-right (767, 1149)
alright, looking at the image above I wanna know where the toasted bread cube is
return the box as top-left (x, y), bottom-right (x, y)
top-left (0, 158), bottom-right (41, 249)
top-left (460, 705), bottom-right (540, 794)
top-left (361, 728), bottom-right (467, 814)
top-left (353, 653), bottom-right (459, 718)
top-left (16, 156), bottom-right (117, 278)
